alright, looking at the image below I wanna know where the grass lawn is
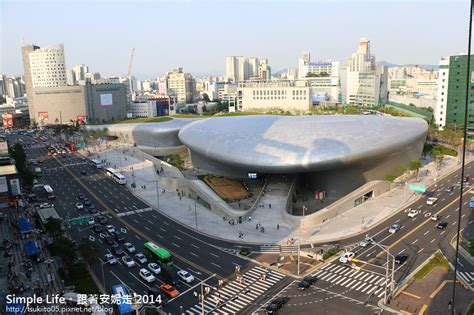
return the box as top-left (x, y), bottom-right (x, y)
top-left (110, 116), bottom-right (173, 124)
top-left (414, 252), bottom-right (449, 280)
top-left (467, 303), bottom-right (474, 315)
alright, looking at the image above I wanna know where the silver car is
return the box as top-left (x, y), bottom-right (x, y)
top-left (388, 224), bottom-right (401, 234)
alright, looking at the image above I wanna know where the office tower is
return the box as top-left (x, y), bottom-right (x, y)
top-left (166, 68), bottom-right (194, 103)
top-left (66, 69), bottom-right (76, 85)
top-left (298, 51), bottom-right (311, 79)
top-left (258, 59), bottom-right (271, 81)
top-left (435, 54), bottom-right (474, 135)
top-left (247, 57), bottom-right (259, 78)
top-left (72, 64), bottom-right (89, 82)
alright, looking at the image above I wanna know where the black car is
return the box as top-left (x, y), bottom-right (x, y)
top-left (147, 287), bottom-right (169, 305)
top-left (84, 199), bottom-right (92, 206)
top-left (115, 232), bottom-right (125, 242)
top-left (80, 170), bottom-right (87, 175)
top-left (78, 193), bottom-right (85, 200)
top-left (265, 297), bottom-right (288, 314)
top-left (97, 215), bottom-right (107, 224)
top-left (105, 236), bottom-right (114, 245)
top-left (93, 224), bottom-right (102, 233)
top-left (395, 253), bottom-right (409, 264)
top-left (111, 243), bottom-right (124, 255)
top-left (297, 276), bottom-right (316, 290)
top-left (90, 208), bottom-right (99, 215)
top-left (436, 221), bottom-right (448, 229)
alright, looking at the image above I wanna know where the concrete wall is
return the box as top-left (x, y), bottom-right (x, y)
top-left (85, 83), bottom-right (127, 123)
top-left (389, 94), bottom-right (436, 111)
top-left (33, 86), bottom-right (86, 124)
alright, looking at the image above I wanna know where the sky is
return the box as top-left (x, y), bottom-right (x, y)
top-left (0, 0), bottom-right (470, 79)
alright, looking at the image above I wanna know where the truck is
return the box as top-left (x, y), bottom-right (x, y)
top-left (161, 266), bottom-right (179, 286)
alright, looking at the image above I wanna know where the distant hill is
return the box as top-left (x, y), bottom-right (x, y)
top-left (378, 61), bottom-right (438, 70)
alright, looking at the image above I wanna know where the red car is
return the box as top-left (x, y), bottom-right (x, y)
top-left (160, 284), bottom-right (179, 298)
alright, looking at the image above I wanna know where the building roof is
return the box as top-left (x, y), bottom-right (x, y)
top-left (37, 207), bottom-right (61, 224)
top-left (178, 115), bottom-right (428, 173)
top-left (0, 164), bottom-right (17, 176)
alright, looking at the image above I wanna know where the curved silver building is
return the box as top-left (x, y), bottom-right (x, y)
top-left (179, 115), bottom-right (428, 196)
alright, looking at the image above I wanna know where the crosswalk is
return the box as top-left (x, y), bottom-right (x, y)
top-left (458, 271), bottom-right (474, 286)
top-left (259, 245), bottom-right (298, 253)
top-left (186, 266), bottom-right (286, 314)
top-left (313, 263), bottom-right (390, 298)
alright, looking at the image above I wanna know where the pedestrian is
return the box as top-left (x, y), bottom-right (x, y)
top-left (248, 216), bottom-right (252, 222)
top-left (277, 224), bottom-right (280, 230)
top-left (269, 203), bottom-right (271, 209)
top-left (256, 224), bottom-right (259, 230)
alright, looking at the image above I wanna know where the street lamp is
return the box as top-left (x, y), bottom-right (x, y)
top-left (194, 196), bottom-right (199, 229)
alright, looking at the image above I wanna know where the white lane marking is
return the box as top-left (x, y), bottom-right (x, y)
top-left (191, 243), bottom-right (199, 249)
top-left (412, 239), bottom-right (418, 245)
top-left (171, 242), bottom-right (180, 248)
top-left (424, 230), bottom-right (430, 236)
top-left (210, 252), bottom-right (219, 258)
top-left (397, 249), bottom-right (405, 255)
top-left (190, 252), bottom-right (198, 257)
top-left (418, 248), bottom-right (424, 253)
top-left (211, 262), bottom-right (221, 268)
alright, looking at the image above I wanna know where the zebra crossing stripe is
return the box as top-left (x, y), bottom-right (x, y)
top-left (331, 275), bottom-right (343, 283)
top-left (332, 265), bottom-right (345, 273)
top-left (313, 270), bottom-right (326, 277)
top-left (363, 274), bottom-right (375, 282)
top-left (365, 286), bottom-right (377, 295)
top-left (354, 282), bottom-right (368, 291)
top-left (349, 280), bottom-right (361, 289)
top-left (353, 272), bottom-right (367, 280)
top-left (324, 274), bottom-right (339, 282)
top-left (334, 276), bottom-right (347, 285)
top-left (464, 272), bottom-right (474, 281)
top-left (340, 278), bottom-right (355, 287)
top-left (369, 275), bottom-right (381, 284)
top-left (341, 268), bottom-right (354, 276)
top-left (360, 283), bottom-right (372, 293)
top-left (458, 272), bottom-right (471, 284)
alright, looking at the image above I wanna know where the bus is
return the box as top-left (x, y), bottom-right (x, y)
top-left (105, 168), bottom-right (127, 185)
top-left (470, 197), bottom-right (474, 208)
top-left (44, 185), bottom-right (56, 200)
top-left (144, 242), bottom-right (173, 266)
top-left (111, 284), bottom-right (133, 315)
top-left (91, 159), bottom-right (103, 169)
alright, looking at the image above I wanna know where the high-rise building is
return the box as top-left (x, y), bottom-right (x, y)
top-left (66, 69), bottom-right (76, 85)
top-left (165, 68), bottom-right (194, 103)
top-left (247, 57), bottom-right (259, 78)
top-left (435, 54), bottom-right (474, 134)
top-left (22, 43), bottom-right (67, 123)
top-left (72, 64), bottom-right (89, 82)
top-left (225, 56), bottom-right (271, 82)
top-left (258, 59), bottom-right (271, 81)
top-left (345, 38), bottom-right (387, 107)
top-left (6, 77), bottom-right (25, 98)
top-left (297, 51), bottom-right (311, 79)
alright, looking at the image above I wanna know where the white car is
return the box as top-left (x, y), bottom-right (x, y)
top-left (105, 225), bottom-right (115, 234)
top-left (124, 242), bottom-right (136, 253)
top-left (105, 254), bottom-right (117, 265)
top-left (431, 214), bottom-right (441, 221)
top-left (407, 209), bottom-right (420, 218)
top-left (148, 262), bottom-right (161, 274)
top-left (75, 202), bottom-right (84, 210)
top-left (359, 237), bottom-right (374, 247)
top-left (388, 224), bottom-right (401, 234)
top-left (122, 255), bottom-right (136, 267)
top-left (139, 268), bottom-right (156, 283)
top-left (40, 202), bottom-right (54, 209)
top-left (426, 197), bottom-right (438, 205)
top-left (135, 253), bottom-right (147, 264)
top-left (339, 252), bottom-right (355, 263)
top-left (177, 270), bottom-right (195, 283)
top-left (87, 217), bottom-right (95, 225)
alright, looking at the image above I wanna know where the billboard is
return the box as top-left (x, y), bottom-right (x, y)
top-left (2, 113), bottom-right (13, 128)
top-left (10, 179), bottom-right (20, 195)
top-left (38, 111), bottom-right (49, 123)
top-left (77, 115), bottom-right (87, 124)
top-left (0, 176), bottom-right (7, 193)
top-left (100, 93), bottom-right (113, 106)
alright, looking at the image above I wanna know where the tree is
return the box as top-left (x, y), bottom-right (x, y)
top-left (44, 218), bottom-right (63, 238)
top-left (78, 239), bottom-right (100, 265)
top-left (202, 93), bottom-right (211, 102)
top-left (49, 237), bottom-right (76, 266)
top-left (409, 160), bottom-right (422, 178)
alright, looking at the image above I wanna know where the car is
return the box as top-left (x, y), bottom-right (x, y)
top-left (297, 276), bottom-right (316, 290)
top-left (430, 214), bottom-right (441, 221)
top-left (39, 202), bottom-right (53, 209)
top-left (90, 208), bottom-right (99, 215)
top-left (139, 268), bottom-right (156, 283)
top-left (436, 221), bottom-right (448, 229)
top-left (124, 242), bottom-right (136, 253)
top-left (160, 284), bottom-right (179, 298)
top-left (122, 255), bottom-right (136, 267)
top-left (470, 197), bottom-right (474, 208)
top-left (265, 297), bottom-right (288, 314)
top-left (147, 287), bottom-right (169, 304)
top-left (177, 270), bottom-right (194, 283)
top-left (426, 197), bottom-right (438, 205)
top-left (105, 236), bottom-right (115, 245)
top-left (359, 236), bottom-right (374, 247)
top-left (464, 175), bottom-right (470, 182)
top-left (148, 262), bottom-right (161, 274)
top-left (78, 193), bottom-right (85, 200)
top-left (339, 251), bottom-right (355, 263)
top-left (75, 202), bottom-right (84, 210)
top-left (97, 215), bottom-right (107, 224)
top-left (93, 224), bottom-right (102, 233)
top-left (87, 217), bottom-right (95, 225)
top-left (115, 232), bottom-right (125, 242)
top-left (80, 170), bottom-right (87, 175)
top-left (395, 253), bottom-right (409, 264)
top-left (445, 186), bottom-right (454, 192)
top-left (84, 199), bottom-right (92, 206)
top-left (106, 225), bottom-right (115, 234)
top-left (407, 209), bottom-right (420, 218)
top-left (105, 253), bottom-right (117, 265)
top-left (135, 253), bottom-right (148, 264)
top-left (111, 243), bottom-right (124, 255)
top-left (388, 224), bottom-right (401, 234)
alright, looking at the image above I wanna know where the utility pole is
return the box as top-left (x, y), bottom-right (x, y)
top-left (195, 197), bottom-right (199, 229)
top-left (367, 236), bottom-right (395, 304)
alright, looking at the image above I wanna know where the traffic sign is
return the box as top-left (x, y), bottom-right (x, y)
top-left (408, 184), bottom-right (426, 193)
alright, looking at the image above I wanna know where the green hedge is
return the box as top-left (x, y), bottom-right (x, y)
top-left (239, 248), bottom-right (251, 256)
top-left (323, 247), bottom-right (341, 260)
top-left (414, 252), bottom-right (448, 280)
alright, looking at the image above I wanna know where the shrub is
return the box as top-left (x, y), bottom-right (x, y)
top-left (323, 247), bottom-right (341, 260)
top-left (239, 248), bottom-right (251, 256)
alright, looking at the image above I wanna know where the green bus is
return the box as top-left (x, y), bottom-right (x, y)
top-left (143, 242), bottom-right (173, 266)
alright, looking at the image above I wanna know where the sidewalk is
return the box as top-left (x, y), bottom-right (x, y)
top-left (90, 142), bottom-right (472, 245)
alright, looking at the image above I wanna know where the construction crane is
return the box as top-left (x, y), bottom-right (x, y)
top-left (127, 48), bottom-right (135, 78)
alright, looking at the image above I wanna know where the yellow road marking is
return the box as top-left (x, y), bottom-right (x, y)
top-left (55, 157), bottom-right (225, 280)
top-left (401, 291), bottom-right (421, 299)
top-left (429, 280), bottom-right (459, 299)
top-left (361, 187), bottom-right (472, 269)
top-left (418, 304), bottom-right (428, 315)
top-left (394, 283), bottom-right (409, 298)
